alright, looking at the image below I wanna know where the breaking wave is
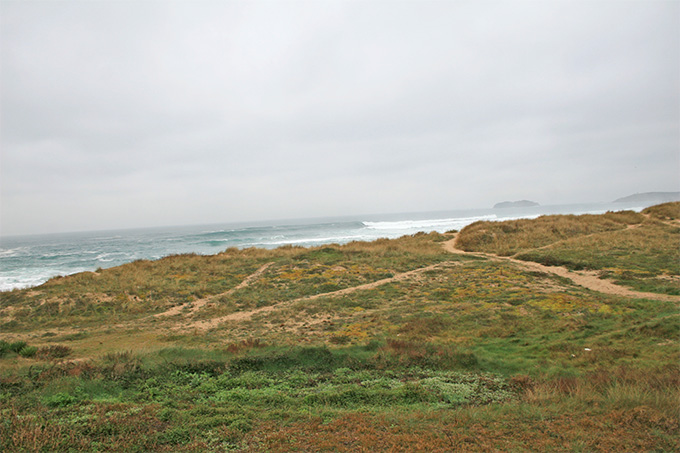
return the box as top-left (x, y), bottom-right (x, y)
top-left (362, 215), bottom-right (497, 233)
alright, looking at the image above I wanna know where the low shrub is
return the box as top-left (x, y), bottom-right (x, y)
top-left (37, 345), bottom-right (72, 360)
top-left (229, 346), bottom-right (339, 373)
top-left (0, 341), bottom-right (39, 358)
top-left (225, 338), bottom-right (267, 353)
top-left (18, 346), bottom-right (38, 358)
top-left (42, 392), bottom-right (78, 408)
top-left (9, 341), bottom-right (27, 353)
top-left (376, 340), bottom-right (479, 370)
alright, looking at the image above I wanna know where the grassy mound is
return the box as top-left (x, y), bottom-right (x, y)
top-left (456, 204), bottom-right (679, 295)
top-left (456, 210), bottom-right (644, 256)
top-left (642, 201), bottom-right (680, 220)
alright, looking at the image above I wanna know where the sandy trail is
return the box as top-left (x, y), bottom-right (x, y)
top-left (153, 262), bottom-right (275, 319)
top-left (182, 261), bottom-right (460, 331)
top-left (442, 235), bottom-right (680, 302)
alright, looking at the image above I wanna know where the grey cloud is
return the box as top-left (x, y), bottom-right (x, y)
top-left (1, 0), bottom-right (678, 235)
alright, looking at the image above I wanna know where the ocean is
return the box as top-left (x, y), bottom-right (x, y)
top-left (0, 201), bottom-right (648, 292)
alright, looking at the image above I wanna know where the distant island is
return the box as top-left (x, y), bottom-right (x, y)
top-left (613, 192), bottom-right (680, 204)
top-left (493, 200), bottom-right (540, 209)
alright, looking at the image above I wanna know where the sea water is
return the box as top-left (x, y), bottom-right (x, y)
top-left (0, 202), bottom-right (647, 292)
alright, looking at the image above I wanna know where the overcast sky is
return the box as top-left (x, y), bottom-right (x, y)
top-left (1, 0), bottom-right (678, 235)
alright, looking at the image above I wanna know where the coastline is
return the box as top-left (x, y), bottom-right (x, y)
top-left (0, 201), bottom-right (653, 292)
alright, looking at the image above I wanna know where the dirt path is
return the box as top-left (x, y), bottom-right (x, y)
top-left (182, 261), bottom-right (460, 331)
top-left (442, 235), bottom-right (680, 302)
top-left (153, 262), bottom-right (275, 319)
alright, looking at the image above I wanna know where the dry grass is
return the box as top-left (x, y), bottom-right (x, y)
top-left (643, 201), bottom-right (680, 220)
top-left (456, 211), bottom-right (643, 256)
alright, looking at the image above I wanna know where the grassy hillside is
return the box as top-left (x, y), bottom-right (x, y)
top-left (457, 202), bottom-right (680, 295)
top-left (1, 209), bottom-right (678, 451)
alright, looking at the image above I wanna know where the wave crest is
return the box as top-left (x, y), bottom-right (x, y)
top-left (362, 215), bottom-right (497, 232)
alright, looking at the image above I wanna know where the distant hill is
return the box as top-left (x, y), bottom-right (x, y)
top-left (493, 200), bottom-right (540, 209)
top-left (613, 192), bottom-right (680, 204)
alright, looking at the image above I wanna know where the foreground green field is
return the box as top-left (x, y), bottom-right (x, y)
top-left (1, 203), bottom-right (679, 451)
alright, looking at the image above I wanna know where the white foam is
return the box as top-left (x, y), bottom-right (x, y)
top-left (0, 267), bottom-right (87, 292)
top-left (264, 234), bottom-right (368, 246)
top-left (493, 213), bottom-right (543, 222)
top-left (362, 215), bottom-right (497, 232)
top-left (42, 251), bottom-right (79, 258)
top-left (0, 247), bottom-right (28, 258)
top-left (96, 253), bottom-right (116, 262)
top-left (0, 278), bottom-right (40, 292)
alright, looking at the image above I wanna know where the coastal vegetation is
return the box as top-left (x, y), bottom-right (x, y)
top-left (456, 203), bottom-right (680, 295)
top-left (1, 204), bottom-right (678, 451)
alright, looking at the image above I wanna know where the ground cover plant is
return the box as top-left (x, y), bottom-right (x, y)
top-left (1, 206), bottom-right (679, 451)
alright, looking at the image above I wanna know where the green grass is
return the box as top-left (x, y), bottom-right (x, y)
top-left (1, 345), bottom-right (517, 451)
top-left (2, 341), bottom-right (676, 451)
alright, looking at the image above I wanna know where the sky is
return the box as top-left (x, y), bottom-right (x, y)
top-left (1, 0), bottom-right (678, 236)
